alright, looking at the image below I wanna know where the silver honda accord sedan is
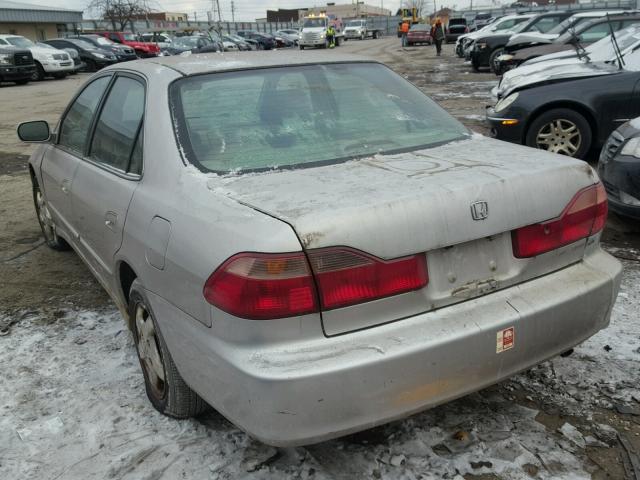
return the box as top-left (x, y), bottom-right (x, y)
top-left (17, 51), bottom-right (622, 446)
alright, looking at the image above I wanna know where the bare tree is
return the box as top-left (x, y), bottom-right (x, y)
top-left (87, 0), bottom-right (151, 31)
top-left (403, 0), bottom-right (427, 14)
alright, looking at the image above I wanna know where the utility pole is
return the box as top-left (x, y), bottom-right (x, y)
top-left (216, 0), bottom-right (222, 21)
top-left (231, 1), bottom-right (235, 22)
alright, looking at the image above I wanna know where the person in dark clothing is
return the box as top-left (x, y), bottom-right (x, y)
top-left (431, 19), bottom-right (445, 56)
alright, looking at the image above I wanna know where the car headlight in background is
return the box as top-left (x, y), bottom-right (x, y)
top-left (476, 42), bottom-right (488, 49)
top-left (621, 137), bottom-right (640, 158)
top-left (92, 52), bottom-right (106, 59)
top-left (620, 191), bottom-right (640, 206)
top-left (499, 54), bottom-right (514, 61)
top-left (0, 53), bottom-right (12, 65)
top-left (494, 92), bottom-right (519, 113)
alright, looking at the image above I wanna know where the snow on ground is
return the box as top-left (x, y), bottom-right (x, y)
top-left (1, 258), bottom-right (638, 480)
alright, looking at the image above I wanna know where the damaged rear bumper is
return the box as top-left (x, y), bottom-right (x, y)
top-left (149, 248), bottom-right (621, 446)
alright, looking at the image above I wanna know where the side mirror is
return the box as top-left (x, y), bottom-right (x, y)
top-left (17, 121), bottom-right (50, 143)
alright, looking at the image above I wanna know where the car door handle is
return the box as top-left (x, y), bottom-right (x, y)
top-left (104, 211), bottom-right (118, 231)
top-left (61, 179), bottom-right (70, 194)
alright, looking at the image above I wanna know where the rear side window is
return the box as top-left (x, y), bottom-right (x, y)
top-left (58, 76), bottom-right (111, 154)
top-left (171, 63), bottom-right (467, 173)
top-left (90, 76), bottom-right (144, 172)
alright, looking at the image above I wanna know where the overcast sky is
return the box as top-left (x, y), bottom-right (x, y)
top-left (24, 0), bottom-right (489, 22)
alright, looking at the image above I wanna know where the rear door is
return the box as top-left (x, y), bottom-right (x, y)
top-left (41, 75), bottom-right (112, 240)
top-left (71, 73), bottom-right (145, 279)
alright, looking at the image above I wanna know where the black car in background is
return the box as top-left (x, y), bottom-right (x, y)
top-left (236, 30), bottom-right (277, 50)
top-left (486, 49), bottom-right (640, 159)
top-left (599, 119), bottom-right (640, 219)
top-left (471, 11), bottom-right (573, 71)
top-left (43, 38), bottom-right (117, 71)
top-left (0, 47), bottom-right (35, 85)
top-left (165, 36), bottom-right (221, 55)
top-left (77, 35), bottom-right (138, 62)
top-left (446, 18), bottom-right (469, 42)
top-left (495, 14), bottom-right (640, 75)
top-left (223, 34), bottom-right (253, 51)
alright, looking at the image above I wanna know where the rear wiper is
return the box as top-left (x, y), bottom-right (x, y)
top-left (606, 14), bottom-right (625, 70)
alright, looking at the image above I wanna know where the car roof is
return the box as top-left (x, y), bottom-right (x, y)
top-left (115, 51), bottom-right (377, 76)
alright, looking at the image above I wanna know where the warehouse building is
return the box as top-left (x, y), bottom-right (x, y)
top-left (0, 0), bottom-right (82, 41)
top-left (266, 3), bottom-right (391, 22)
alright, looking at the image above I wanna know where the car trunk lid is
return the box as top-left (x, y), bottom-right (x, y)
top-left (208, 135), bottom-right (600, 335)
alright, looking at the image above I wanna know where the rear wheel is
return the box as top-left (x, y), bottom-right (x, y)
top-left (129, 280), bottom-right (210, 418)
top-left (32, 176), bottom-right (69, 250)
top-left (526, 108), bottom-right (592, 159)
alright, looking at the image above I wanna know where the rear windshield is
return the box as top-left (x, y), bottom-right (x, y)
top-left (170, 63), bottom-right (468, 173)
top-left (449, 19), bottom-right (467, 26)
top-left (410, 24), bottom-right (429, 31)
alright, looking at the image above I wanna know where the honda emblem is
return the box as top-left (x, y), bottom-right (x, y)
top-left (470, 201), bottom-right (489, 221)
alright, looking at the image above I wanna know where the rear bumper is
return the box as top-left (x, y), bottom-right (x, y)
top-left (151, 249), bottom-right (621, 446)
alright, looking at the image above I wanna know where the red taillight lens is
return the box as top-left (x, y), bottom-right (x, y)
top-left (307, 247), bottom-right (428, 310)
top-left (512, 183), bottom-right (608, 258)
top-left (203, 252), bottom-right (318, 319)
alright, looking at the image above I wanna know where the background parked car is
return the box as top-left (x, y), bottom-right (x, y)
top-left (407, 24), bottom-right (432, 46)
top-left (0, 35), bottom-right (73, 81)
top-left (165, 36), bottom-right (220, 55)
top-left (487, 43), bottom-right (640, 159)
top-left (37, 42), bottom-right (83, 74)
top-left (471, 11), bottom-right (573, 72)
top-left (76, 35), bottom-right (138, 62)
top-left (456, 14), bottom-right (534, 58)
top-left (0, 46), bottom-right (35, 85)
top-left (494, 14), bottom-right (640, 75)
top-left (139, 32), bottom-right (172, 49)
top-left (94, 31), bottom-right (160, 57)
top-left (43, 38), bottom-right (118, 71)
top-left (276, 29), bottom-right (300, 44)
top-left (446, 18), bottom-right (469, 43)
top-left (598, 118), bottom-right (640, 220)
top-left (236, 30), bottom-right (276, 50)
top-left (223, 34), bottom-right (252, 51)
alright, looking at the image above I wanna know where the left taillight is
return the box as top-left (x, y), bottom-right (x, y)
top-left (512, 182), bottom-right (608, 258)
top-left (204, 248), bottom-right (429, 319)
top-left (203, 252), bottom-right (318, 320)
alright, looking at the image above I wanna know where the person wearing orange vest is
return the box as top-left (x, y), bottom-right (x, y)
top-left (400, 21), bottom-right (410, 47)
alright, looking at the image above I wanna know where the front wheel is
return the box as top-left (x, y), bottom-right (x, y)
top-left (489, 48), bottom-right (504, 74)
top-left (129, 280), bottom-right (210, 418)
top-left (525, 108), bottom-right (592, 159)
top-left (32, 177), bottom-right (69, 250)
top-left (30, 62), bottom-right (45, 81)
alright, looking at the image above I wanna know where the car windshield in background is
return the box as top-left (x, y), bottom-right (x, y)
top-left (69, 39), bottom-right (97, 49)
top-left (173, 37), bottom-right (200, 48)
top-left (123, 33), bottom-right (137, 41)
top-left (346, 21), bottom-right (365, 27)
top-left (586, 26), bottom-right (640, 61)
top-left (410, 24), bottom-right (429, 31)
top-left (7, 37), bottom-right (34, 48)
top-left (548, 16), bottom-right (579, 35)
top-left (170, 63), bottom-right (468, 173)
top-left (304, 19), bottom-right (326, 28)
top-left (94, 37), bottom-right (114, 45)
top-left (449, 19), bottom-right (467, 26)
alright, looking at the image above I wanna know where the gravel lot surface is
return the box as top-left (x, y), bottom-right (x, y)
top-left (1, 39), bottom-right (640, 480)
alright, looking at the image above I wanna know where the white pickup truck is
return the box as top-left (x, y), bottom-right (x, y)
top-left (0, 34), bottom-right (74, 80)
top-left (299, 15), bottom-right (344, 49)
top-left (343, 19), bottom-right (385, 40)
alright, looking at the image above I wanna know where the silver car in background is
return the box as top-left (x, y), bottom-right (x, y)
top-left (17, 52), bottom-right (621, 446)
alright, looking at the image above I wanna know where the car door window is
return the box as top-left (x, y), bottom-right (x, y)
top-left (129, 127), bottom-right (143, 175)
top-left (89, 76), bottom-right (144, 172)
top-left (58, 76), bottom-right (111, 155)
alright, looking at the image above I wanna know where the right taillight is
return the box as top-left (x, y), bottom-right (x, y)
top-left (512, 182), bottom-right (608, 258)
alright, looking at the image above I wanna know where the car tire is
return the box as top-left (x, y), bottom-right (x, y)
top-left (299, 45), bottom-right (304, 50)
top-left (489, 48), bottom-right (504, 74)
top-left (31, 62), bottom-right (45, 81)
top-left (32, 175), bottom-right (70, 251)
top-left (53, 73), bottom-right (67, 80)
top-left (129, 279), bottom-right (210, 419)
top-left (526, 108), bottom-right (592, 159)
top-left (471, 58), bottom-right (480, 72)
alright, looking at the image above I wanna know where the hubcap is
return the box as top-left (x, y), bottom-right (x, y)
top-left (135, 304), bottom-right (166, 398)
top-left (36, 190), bottom-right (58, 243)
top-left (535, 119), bottom-right (581, 157)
